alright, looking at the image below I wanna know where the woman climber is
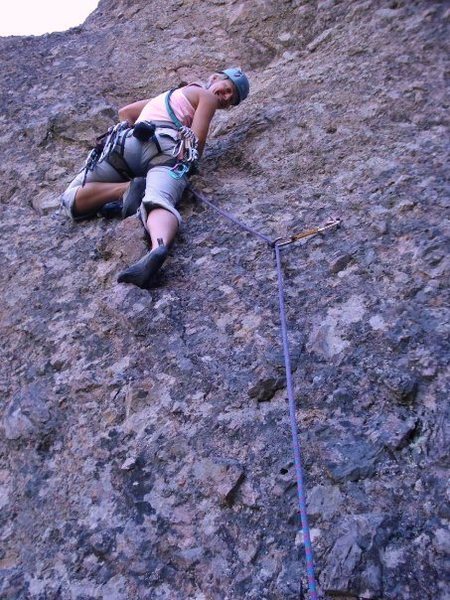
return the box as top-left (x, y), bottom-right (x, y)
top-left (60, 68), bottom-right (250, 289)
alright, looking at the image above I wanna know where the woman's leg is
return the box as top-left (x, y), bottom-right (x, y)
top-left (73, 181), bottom-right (129, 216)
top-left (116, 208), bottom-right (178, 288)
top-left (61, 160), bottom-right (130, 220)
top-left (117, 166), bottom-right (185, 288)
top-left (146, 208), bottom-right (179, 250)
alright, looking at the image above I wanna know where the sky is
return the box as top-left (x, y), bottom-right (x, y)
top-left (0, 0), bottom-right (99, 37)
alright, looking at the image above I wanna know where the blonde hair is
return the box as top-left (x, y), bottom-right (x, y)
top-left (205, 72), bottom-right (238, 105)
top-left (205, 72), bottom-right (228, 88)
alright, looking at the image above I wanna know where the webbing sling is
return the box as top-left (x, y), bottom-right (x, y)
top-left (164, 89), bottom-right (184, 129)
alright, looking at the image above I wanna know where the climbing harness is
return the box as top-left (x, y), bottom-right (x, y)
top-left (83, 88), bottom-right (199, 185)
top-left (82, 117), bottom-right (173, 186)
top-left (165, 89), bottom-right (199, 180)
top-left (189, 185), bottom-right (341, 600)
top-left (82, 130), bottom-right (109, 187)
top-left (82, 121), bottom-right (134, 185)
top-left (133, 120), bottom-right (160, 150)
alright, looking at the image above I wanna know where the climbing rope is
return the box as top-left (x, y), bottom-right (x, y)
top-left (274, 241), bottom-right (317, 600)
top-left (189, 187), bottom-right (273, 245)
top-left (189, 185), bottom-right (340, 600)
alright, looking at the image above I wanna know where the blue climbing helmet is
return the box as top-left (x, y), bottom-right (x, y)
top-left (220, 67), bottom-right (250, 105)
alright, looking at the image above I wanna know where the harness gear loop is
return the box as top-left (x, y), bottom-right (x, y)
top-left (165, 89), bottom-right (199, 179)
top-left (82, 121), bottom-right (134, 186)
top-left (172, 125), bottom-right (199, 162)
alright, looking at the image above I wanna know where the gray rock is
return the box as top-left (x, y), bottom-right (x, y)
top-left (383, 371), bottom-right (419, 404)
top-left (0, 568), bottom-right (27, 599)
top-left (248, 374), bottom-right (286, 402)
top-left (307, 28), bottom-right (333, 52)
top-left (325, 440), bottom-right (379, 483)
top-left (433, 527), bottom-right (450, 555)
top-left (329, 252), bottom-right (353, 274)
top-left (2, 384), bottom-right (54, 442)
top-left (307, 485), bottom-right (343, 519)
top-left (0, 1), bottom-right (447, 599)
top-left (88, 530), bottom-right (115, 557)
top-left (322, 514), bottom-right (390, 598)
top-left (31, 190), bottom-right (61, 214)
top-left (367, 414), bottom-right (418, 451)
top-left (177, 546), bottom-right (204, 565)
top-left (193, 458), bottom-right (245, 505)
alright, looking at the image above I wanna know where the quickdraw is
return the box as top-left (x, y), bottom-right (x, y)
top-left (172, 125), bottom-right (199, 163)
top-left (169, 126), bottom-right (199, 179)
top-left (273, 218), bottom-right (341, 247)
top-left (165, 89), bottom-right (199, 180)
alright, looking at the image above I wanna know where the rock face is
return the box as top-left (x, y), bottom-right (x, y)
top-left (0, 1), bottom-right (448, 598)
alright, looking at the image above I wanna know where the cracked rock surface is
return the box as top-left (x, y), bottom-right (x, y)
top-left (0, 1), bottom-right (448, 598)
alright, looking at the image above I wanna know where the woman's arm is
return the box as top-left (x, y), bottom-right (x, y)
top-left (186, 88), bottom-right (219, 156)
top-left (118, 99), bottom-right (150, 124)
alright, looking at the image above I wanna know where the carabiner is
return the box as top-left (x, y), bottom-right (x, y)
top-left (169, 162), bottom-right (190, 179)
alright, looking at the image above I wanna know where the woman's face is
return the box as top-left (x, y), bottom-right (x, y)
top-left (208, 75), bottom-right (237, 109)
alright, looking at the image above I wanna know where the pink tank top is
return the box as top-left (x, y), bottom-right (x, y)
top-left (136, 86), bottom-right (198, 127)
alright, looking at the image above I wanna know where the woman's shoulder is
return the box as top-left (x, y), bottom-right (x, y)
top-left (185, 80), bottom-right (204, 89)
top-left (182, 84), bottom-right (216, 110)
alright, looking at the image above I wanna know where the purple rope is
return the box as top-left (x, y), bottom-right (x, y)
top-left (189, 186), bottom-right (273, 245)
top-left (190, 186), bottom-right (319, 599)
top-left (274, 242), bottom-right (318, 600)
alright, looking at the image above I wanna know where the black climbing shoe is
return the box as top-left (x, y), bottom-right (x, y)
top-left (117, 245), bottom-right (168, 289)
top-left (97, 200), bottom-right (123, 218)
top-left (122, 177), bottom-right (146, 219)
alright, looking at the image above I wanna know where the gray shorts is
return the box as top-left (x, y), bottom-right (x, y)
top-left (60, 126), bottom-right (188, 224)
